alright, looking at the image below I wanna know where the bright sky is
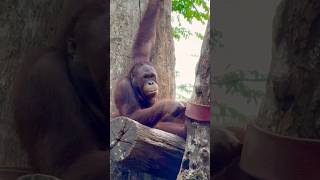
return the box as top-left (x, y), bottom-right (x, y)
top-left (173, 18), bottom-right (207, 87)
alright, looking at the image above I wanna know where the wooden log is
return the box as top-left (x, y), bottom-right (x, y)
top-left (110, 117), bottom-right (186, 179)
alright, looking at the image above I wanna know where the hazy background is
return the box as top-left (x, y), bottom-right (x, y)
top-left (212, 0), bottom-right (280, 126)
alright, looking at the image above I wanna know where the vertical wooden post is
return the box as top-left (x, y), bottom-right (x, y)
top-left (177, 22), bottom-right (211, 180)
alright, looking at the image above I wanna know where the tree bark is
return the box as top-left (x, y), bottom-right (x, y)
top-left (110, 117), bottom-right (185, 179)
top-left (257, 0), bottom-right (320, 138)
top-left (110, 0), bottom-right (176, 115)
top-left (177, 22), bottom-right (211, 180)
top-left (0, 0), bottom-right (65, 169)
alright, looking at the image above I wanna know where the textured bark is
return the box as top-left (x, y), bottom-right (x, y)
top-left (0, 0), bottom-right (65, 169)
top-left (110, 117), bottom-right (185, 179)
top-left (257, 0), bottom-right (320, 138)
top-left (110, 0), bottom-right (176, 115)
top-left (177, 22), bottom-right (211, 180)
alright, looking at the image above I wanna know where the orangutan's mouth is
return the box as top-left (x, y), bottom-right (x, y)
top-left (146, 90), bottom-right (158, 97)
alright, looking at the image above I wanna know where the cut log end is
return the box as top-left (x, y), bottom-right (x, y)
top-left (110, 117), bottom-right (138, 162)
top-left (110, 116), bottom-right (186, 179)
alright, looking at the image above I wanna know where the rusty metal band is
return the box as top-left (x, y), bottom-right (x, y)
top-left (240, 122), bottom-right (320, 180)
top-left (185, 102), bottom-right (211, 122)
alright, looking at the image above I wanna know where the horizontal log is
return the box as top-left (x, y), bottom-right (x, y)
top-left (110, 117), bottom-right (186, 179)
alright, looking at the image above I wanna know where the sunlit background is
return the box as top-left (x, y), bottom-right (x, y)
top-left (172, 0), bottom-right (209, 101)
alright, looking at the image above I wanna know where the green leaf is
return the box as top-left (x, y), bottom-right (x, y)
top-left (172, 0), bottom-right (210, 40)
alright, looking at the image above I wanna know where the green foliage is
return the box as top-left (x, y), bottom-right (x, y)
top-left (172, 26), bottom-right (192, 40)
top-left (171, 0), bottom-right (209, 40)
top-left (176, 83), bottom-right (193, 101)
top-left (213, 70), bottom-right (266, 104)
top-left (194, 32), bottom-right (204, 40)
top-left (172, 0), bottom-right (209, 23)
top-left (213, 100), bottom-right (248, 122)
top-left (213, 69), bottom-right (267, 122)
top-left (175, 71), bottom-right (180, 77)
top-left (177, 84), bottom-right (193, 94)
top-left (175, 70), bottom-right (194, 101)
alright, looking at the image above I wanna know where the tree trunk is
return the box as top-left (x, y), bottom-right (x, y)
top-left (238, 1), bottom-right (320, 179)
top-left (110, 0), bottom-right (176, 115)
top-left (0, 0), bottom-right (65, 169)
top-left (257, 0), bottom-right (320, 138)
top-left (177, 22), bottom-right (211, 180)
